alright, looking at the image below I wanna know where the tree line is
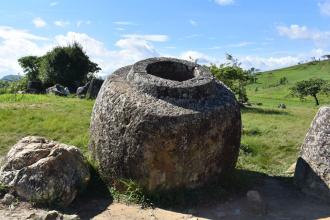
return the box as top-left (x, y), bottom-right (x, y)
top-left (18, 42), bottom-right (101, 92)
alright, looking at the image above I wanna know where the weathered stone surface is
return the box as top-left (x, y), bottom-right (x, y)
top-left (0, 136), bottom-right (90, 207)
top-left (86, 78), bottom-right (104, 99)
top-left (89, 57), bottom-right (241, 191)
top-left (76, 82), bottom-right (90, 98)
top-left (294, 106), bottom-right (330, 201)
top-left (46, 84), bottom-right (70, 96)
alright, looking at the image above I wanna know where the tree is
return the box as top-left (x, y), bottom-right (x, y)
top-left (279, 77), bottom-right (288, 85)
top-left (18, 56), bottom-right (40, 81)
top-left (290, 78), bottom-right (327, 105)
top-left (39, 42), bottom-right (101, 91)
top-left (210, 54), bottom-right (251, 103)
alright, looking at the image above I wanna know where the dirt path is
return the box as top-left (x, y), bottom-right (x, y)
top-left (0, 175), bottom-right (329, 220)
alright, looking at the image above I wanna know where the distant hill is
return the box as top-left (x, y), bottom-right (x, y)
top-left (247, 60), bottom-right (330, 106)
top-left (0, 75), bottom-right (22, 82)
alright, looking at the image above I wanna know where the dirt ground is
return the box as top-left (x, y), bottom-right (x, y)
top-left (0, 175), bottom-right (329, 220)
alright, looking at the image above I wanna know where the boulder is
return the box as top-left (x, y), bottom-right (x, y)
top-left (86, 78), bottom-right (104, 99)
top-left (294, 106), bottom-right (330, 201)
top-left (46, 84), bottom-right (70, 96)
top-left (0, 136), bottom-right (90, 207)
top-left (89, 57), bottom-right (241, 191)
top-left (27, 81), bottom-right (43, 94)
top-left (76, 82), bottom-right (90, 98)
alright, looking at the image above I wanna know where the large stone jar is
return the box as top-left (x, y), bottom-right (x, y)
top-left (89, 57), bottom-right (241, 191)
top-left (295, 106), bottom-right (330, 201)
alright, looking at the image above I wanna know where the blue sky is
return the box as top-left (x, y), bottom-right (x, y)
top-left (1, 0), bottom-right (330, 77)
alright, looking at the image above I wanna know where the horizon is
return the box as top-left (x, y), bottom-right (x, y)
top-left (1, 0), bottom-right (330, 78)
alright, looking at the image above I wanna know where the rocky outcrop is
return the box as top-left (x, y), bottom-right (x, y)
top-left (89, 57), bottom-right (241, 191)
top-left (86, 78), bottom-right (104, 99)
top-left (46, 84), bottom-right (70, 96)
top-left (0, 136), bottom-right (90, 207)
top-left (294, 106), bottom-right (330, 201)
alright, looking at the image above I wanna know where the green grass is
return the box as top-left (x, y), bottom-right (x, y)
top-left (0, 94), bottom-right (94, 155)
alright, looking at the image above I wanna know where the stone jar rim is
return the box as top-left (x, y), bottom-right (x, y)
top-left (126, 57), bottom-right (216, 99)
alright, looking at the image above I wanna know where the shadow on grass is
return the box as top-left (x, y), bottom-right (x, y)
top-left (242, 106), bottom-right (289, 115)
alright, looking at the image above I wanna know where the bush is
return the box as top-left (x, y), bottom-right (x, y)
top-left (18, 42), bottom-right (101, 92)
top-left (279, 77), bottom-right (288, 85)
top-left (39, 42), bottom-right (101, 91)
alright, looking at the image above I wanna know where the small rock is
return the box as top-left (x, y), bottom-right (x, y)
top-left (44, 210), bottom-right (62, 220)
top-left (46, 84), bottom-right (70, 96)
top-left (1, 193), bottom-right (15, 205)
top-left (246, 190), bottom-right (266, 215)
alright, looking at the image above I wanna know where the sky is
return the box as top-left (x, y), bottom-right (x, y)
top-left (1, 0), bottom-right (330, 77)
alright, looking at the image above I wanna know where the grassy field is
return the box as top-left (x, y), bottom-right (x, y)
top-left (0, 94), bottom-right (94, 155)
top-left (0, 61), bottom-right (329, 177)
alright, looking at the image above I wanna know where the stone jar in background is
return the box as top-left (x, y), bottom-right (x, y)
top-left (89, 57), bottom-right (241, 191)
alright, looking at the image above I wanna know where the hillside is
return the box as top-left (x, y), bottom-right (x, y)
top-left (0, 74), bottom-right (22, 82)
top-left (247, 60), bottom-right (330, 107)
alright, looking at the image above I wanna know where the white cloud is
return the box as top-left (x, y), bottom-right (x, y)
top-left (208, 41), bottom-right (254, 50)
top-left (32, 17), bottom-right (47, 28)
top-left (318, 0), bottom-right (330, 16)
top-left (0, 26), bottom-right (50, 76)
top-left (53, 32), bottom-right (168, 76)
top-left (0, 26), bottom-right (48, 41)
top-left (214, 0), bottom-right (235, 6)
top-left (0, 27), bottom-right (169, 78)
top-left (115, 27), bottom-right (125, 31)
top-left (178, 49), bottom-right (325, 71)
top-left (121, 34), bottom-right (169, 42)
top-left (180, 50), bottom-right (217, 64)
top-left (183, 34), bottom-right (202, 39)
top-left (113, 21), bottom-right (136, 26)
top-left (50, 2), bottom-right (58, 6)
top-left (277, 24), bottom-right (330, 48)
top-left (54, 20), bottom-right (70, 27)
top-left (189, 20), bottom-right (198, 26)
top-left (239, 56), bottom-right (300, 71)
